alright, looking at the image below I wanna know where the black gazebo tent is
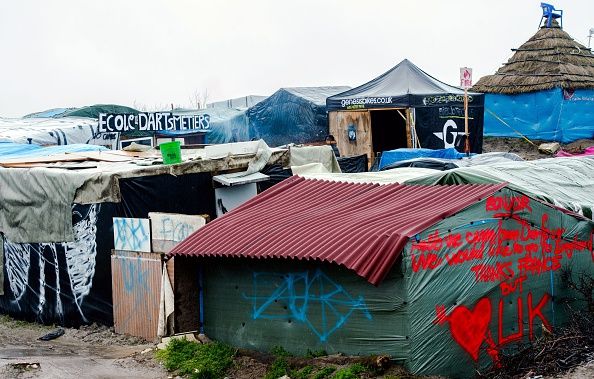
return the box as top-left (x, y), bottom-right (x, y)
top-left (326, 59), bottom-right (484, 161)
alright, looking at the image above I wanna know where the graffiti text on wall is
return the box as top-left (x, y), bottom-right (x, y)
top-left (410, 195), bottom-right (593, 364)
top-left (244, 269), bottom-right (371, 342)
top-left (98, 112), bottom-right (210, 134)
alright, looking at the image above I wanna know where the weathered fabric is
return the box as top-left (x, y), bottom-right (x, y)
top-left (289, 145), bottom-right (341, 173)
top-left (0, 167), bottom-right (88, 243)
top-left (0, 148), bottom-right (288, 243)
top-left (0, 236), bottom-right (4, 296)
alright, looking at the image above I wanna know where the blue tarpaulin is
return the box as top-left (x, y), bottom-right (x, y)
top-left (484, 88), bottom-right (594, 143)
top-left (0, 142), bottom-right (106, 159)
top-left (378, 148), bottom-right (468, 170)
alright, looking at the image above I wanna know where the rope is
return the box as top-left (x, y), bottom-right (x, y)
top-left (485, 108), bottom-right (538, 147)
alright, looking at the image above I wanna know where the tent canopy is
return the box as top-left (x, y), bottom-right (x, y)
top-left (327, 59), bottom-right (483, 111)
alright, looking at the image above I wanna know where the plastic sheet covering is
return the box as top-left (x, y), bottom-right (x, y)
top-left (257, 164), bottom-right (292, 192)
top-left (247, 87), bottom-right (350, 147)
top-left (484, 89), bottom-right (594, 143)
top-left (380, 152), bottom-right (524, 171)
top-left (0, 142), bottom-right (105, 159)
top-left (172, 108), bottom-right (249, 144)
top-left (0, 117), bottom-right (100, 146)
top-left (201, 259), bottom-right (410, 360)
top-left (289, 145), bottom-right (341, 173)
top-left (301, 167), bottom-right (437, 185)
top-left (24, 108), bottom-right (74, 118)
top-left (378, 148), bottom-right (468, 170)
top-left (0, 237), bottom-right (4, 296)
top-left (405, 156), bottom-right (594, 219)
top-left (57, 104), bottom-right (139, 119)
top-left (337, 154), bottom-right (368, 173)
top-left (403, 189), bottom-right (594, 376)
top-left (0, 203), bottom-right (116, 326)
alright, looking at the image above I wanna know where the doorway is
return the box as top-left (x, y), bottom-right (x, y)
top-left (370, 109), bottom-right (408, 154)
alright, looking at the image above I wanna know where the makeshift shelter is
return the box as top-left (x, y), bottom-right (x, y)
top-left (170, 176), bottom-right (594, 377)
top-left (473, 20), bottom-right (594, 142)
top-left (247, 86), bottom-right (350, 147)
top-left (0, 142), bottom-right (289, 327)
top-left (170, 107), bottom-right (250, 145)
top-left (327, 59), bottom-right (484, 162)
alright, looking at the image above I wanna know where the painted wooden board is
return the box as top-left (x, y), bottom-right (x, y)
top-left (113, 217), bottom-right (151, 253)
top-left (149, 213), bottom-right (208, 253)
top-left (329, 110), bottom-right (373, 164)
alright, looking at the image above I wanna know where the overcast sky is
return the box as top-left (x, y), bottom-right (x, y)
top-left (0, 0), bottom-right (592, 117)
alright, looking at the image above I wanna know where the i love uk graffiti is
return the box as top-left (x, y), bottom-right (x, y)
top-left (413, 195), bottom-right (594, 364)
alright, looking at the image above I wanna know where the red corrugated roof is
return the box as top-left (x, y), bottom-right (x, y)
top-left (170, 176), bottom-right (505, 285)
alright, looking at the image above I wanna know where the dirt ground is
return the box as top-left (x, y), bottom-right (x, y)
top-left (482, 137), bottom-right (594, 160)
top-left (0, 315), bottom-right (167, 379)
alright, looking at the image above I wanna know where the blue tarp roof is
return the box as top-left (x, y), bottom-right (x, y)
top-left (378, 148), bottom-right (470, 170)
top-left (0, 142), bottom-right (106, 160)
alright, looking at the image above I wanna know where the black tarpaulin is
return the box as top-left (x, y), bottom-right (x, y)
top-left (326, 59), bottom-right (484, 110)
top-left (247, 87), bottom-right (350, 147)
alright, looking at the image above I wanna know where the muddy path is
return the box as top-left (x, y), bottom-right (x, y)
top-left (0, 315), bottom-right (167, 379)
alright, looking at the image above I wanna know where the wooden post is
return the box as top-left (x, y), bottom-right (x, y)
top-left (405, 108), bottom-right (412, 148)
top-left (464, 88), bottom-right (470, 155)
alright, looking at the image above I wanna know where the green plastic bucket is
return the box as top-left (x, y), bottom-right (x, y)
top-left (160, 141), bottom-right (182, 164)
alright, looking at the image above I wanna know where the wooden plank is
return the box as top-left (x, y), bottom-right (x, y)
top-left (149, 213), bottom-right (207, 248)
top-left (99, 149), bottom-right (160, 158)
top-left (329, 110), bottom-right (373, 165)
top-left (67, 151), bottom-right (134, 162)
top-left (203, 141), bottom-right (260, 159)
top-left (0, 153), bottom-right (89, 166)
top-left (405, 108), bottom-right (413, 148)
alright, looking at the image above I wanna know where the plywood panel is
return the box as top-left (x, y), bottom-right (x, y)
top-left (113, 218), bottom-right (151, 252)
top-left (149, 212), bottom-right (208, 253)
top-left (329, 111), bottom-right (372, 163)
top-left (112, 251), bottom-right (162, 341)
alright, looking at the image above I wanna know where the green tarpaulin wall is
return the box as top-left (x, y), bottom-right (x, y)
top-left (405, 188), bottom-right (593, 377)
top-left (203, 259), bottom-right (410, 362)
top-left (197, 188), bottom-right (593, 378)
top-left (404, 156), bottom-right (594, 219)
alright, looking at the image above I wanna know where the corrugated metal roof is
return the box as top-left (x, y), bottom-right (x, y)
top-left (170, 176), bottom-right (505, 285)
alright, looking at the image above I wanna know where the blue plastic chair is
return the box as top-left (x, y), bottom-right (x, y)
top-left (540, 3), bottom-right (563, 28)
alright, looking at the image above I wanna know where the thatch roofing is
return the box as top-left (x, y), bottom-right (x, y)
top-left (473, 21), bottom-right (594, 94)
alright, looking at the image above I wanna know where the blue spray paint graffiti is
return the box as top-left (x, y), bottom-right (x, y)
top-left (113, 218), bottom-right (150, 252)
top-left (159, 217), bottom-right (196, 242)
top-left (121, 256), bottom-right (150, 293)
top-left (244, 269), bottom-right (372, 342)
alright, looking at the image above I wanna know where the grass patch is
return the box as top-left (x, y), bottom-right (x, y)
top-left (155, 338), bottom-right (235, 379)
top-left (291, 365), bottom-right (314, 379)
top-left (305, 348), bottom-right (328, 358)
top-left (333, 363), bottom-right (368, 379)
top-left (312, 366), bottom-right (336, 379)
top-left (264, 346), bottom-right (292, 379)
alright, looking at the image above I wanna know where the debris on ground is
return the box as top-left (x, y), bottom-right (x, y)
top-left (38, 327), bottom-right (65, 341)
top-left (538, 142), bottom-right (560, 154)
top-left (482, 311), bottom-right (594, 379)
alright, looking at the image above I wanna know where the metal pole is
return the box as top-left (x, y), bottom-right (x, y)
top-left (464, 88), bottom-right (470, 155)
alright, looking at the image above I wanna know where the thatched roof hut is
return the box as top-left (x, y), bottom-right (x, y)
top-left (473, 21), bottom-right (594, 94)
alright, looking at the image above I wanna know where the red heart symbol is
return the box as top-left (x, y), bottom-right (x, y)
top-left (448, 298), bottom-right (492, 361)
